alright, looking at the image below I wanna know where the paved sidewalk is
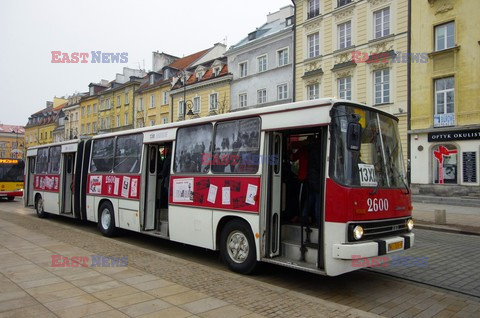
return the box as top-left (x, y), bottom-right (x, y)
top-left (0, 218), bottom-right (378, 318)
top-left (412, 201), bottom-right (480, 235)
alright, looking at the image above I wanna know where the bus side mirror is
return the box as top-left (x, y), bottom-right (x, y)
top-left (347, 122), bottom-right (362, 151)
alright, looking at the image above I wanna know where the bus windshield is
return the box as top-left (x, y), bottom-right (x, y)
top-left (330, 104), bottom-right (406, 189)
top-left (0, 159), bottom-right (25, 182)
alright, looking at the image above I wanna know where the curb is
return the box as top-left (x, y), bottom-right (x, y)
top-left (415, 224), bottom-right (480, 236)
top-left (412, 195), bottom-right (480, 208)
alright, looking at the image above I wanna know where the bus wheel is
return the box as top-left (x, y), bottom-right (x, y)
top-left (220, 219), bottom-right (257, 274)
top-left (98, 202), bottom-right (116, 237)
top-left (35, 196), bottom-right (48, 218)
top-left (7, 196), bottom-right (14, 202)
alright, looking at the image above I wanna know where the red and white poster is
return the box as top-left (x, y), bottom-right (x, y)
top-left (34, 175), bottom-right (60, 192)
top-left (87, 174), bottom-right (140, 200)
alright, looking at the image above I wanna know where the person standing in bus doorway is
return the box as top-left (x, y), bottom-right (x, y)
top-left (160, 146), bottom-right (171, 208)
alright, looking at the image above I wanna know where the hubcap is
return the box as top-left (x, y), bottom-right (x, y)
top-left (101, 209), bottom-right (111, 230)
top-left (227, 230), bottom-right (249, 264)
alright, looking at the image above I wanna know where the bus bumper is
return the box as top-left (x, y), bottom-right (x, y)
top-left (332, 232), bottom-right (414, 259)
top-left (0, 190), bottom-right (23, 197)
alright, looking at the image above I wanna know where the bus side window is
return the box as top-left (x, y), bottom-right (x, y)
top-left (67, 155), bottom-right (73, 174)
top-left (149, 147), bottom-right (156, 174)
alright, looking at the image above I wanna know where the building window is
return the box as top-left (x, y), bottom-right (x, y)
top-left (101, 100), bottom-right (105, 110)
top-left (338, 21), bottom-right (352, 49)
top-left (87, 105), bottom-right (91, 115)
top-left (163, 91), bottom-right (168, 105)
top-left (124, 113), bottom-right (128, 126)
top-left (239, 61), bottom-right (248, 77)
top-left (257, 89), bottom-right (267, 104)
top-left (81, 124), bottom-right (85, 134)
top-left (93, 104), bottom-right (97, 113)
top-left (277, 84), bottom-right (288, 100)
top-left (125, 92), bottom-right (129, 104)
top-left (213, 67), bottom-right (221, 77)
top-left (433, 145), bottom-right (458, 184)
top-left (435, 22), bottom-right (455, 51)
top-left (337, 0), bottom-right (351, 7)
top-left (239, 93), bottom-right (248, 107)
top-left (106, 117), bottom-right (110, 129)
top-left (162, 118), bottom-right (168, 124)
top-left (307, 0), bottom-right (320, 19)
top-left (209, 93), bottom-right (218, 110)
top-left (178, 100), bottom-right (185, 116)
top-left (93, 122), bottom-right (97, 133)
top-left (307, 83), bottom-right (319, 100)
top-left (257, 55), bottom-right (267, 73)
top-left (434, 77), bottom-right (455, 127)
top-left (87, 123), bottom-right (91, 134)
top-left (81, 107), bottom-right (85, 116)
top-left (307, 33), bottom-right (320, 58)
top-left (193, 96), bottom-right (200, 113)
top-left (150, 95), bottom-right (155, 108)
top-left (374, 7), bottom-right (390, 39)
top-left (116, 115), bottom-right (120, 127)
top-left (139, 97), bottom-right (144, 111)
top-left (338, 77), bottom-right (352, 100)
top-left (117, 95), bottom-right (121, 107)
top-left (277, 48), bottom-right (289, 67)
top-left (150, 119), bottom-right (155, 126)
top-left (106, 98), bottom-right (111, 109)
top-left (374, 69), bottom-right (390, 104)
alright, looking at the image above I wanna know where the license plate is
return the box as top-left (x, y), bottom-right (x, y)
top-left (388, 241), bottom-right (403, 252)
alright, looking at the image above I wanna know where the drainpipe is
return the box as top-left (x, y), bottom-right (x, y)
top-left (291, 0), bottom-right (296, 102)
top-left (407, 0), bottom-right (412, 185)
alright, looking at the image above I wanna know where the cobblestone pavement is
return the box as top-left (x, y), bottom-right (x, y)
top-left (369, 229), bottom-right (480, 298)
top-left (2, 200), bottom-right (480, 317)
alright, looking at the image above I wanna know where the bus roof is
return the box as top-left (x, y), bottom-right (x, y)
top-left (91, 98), bottom-right (395, 140)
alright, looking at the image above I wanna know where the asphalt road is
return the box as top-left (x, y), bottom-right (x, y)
top-left (1, 199), bottom-right (480, 317)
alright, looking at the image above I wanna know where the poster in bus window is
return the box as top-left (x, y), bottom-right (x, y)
top-left (207, 184), bottom-right (218, 204)
top-left (222, 187), bottom-right (231, 205)
top-left (122, 176), bottom-right (131, 198)
top-left (90, 176), bottom-right (102, 194)
top-left (130, 178), bottom-right (138, 198)
top-left (114, 177), bottom-right (120, 195)
top-left (246, 184), bottom-right (258, 205)
top-left (173, 178), bottom-right (194, 202)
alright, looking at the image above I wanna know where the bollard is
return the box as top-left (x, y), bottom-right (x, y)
top-left (434, 209), bottom-right (446, 225)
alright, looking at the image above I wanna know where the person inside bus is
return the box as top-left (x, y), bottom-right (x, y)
top-left (159, 146), bottom-right (171, 208)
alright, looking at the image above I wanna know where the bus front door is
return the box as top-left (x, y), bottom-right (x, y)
top-left (145, 145), bottom-right (158, 230)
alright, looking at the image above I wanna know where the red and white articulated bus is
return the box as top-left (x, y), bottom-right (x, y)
top-left (24, 99), bottom-right (414, 276)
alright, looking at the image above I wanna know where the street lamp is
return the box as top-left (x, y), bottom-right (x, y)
top-left (178, 70), bottom-right (195, 119)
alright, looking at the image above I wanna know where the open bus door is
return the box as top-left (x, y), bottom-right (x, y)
top-left (268, 132), bottom-right (282, 257)
top-left (61, 153), bottom-right (74, 214)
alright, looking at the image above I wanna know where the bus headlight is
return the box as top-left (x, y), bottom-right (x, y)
top-left (353, 225), bottom-right (364, 240)
top-left (407, 219), bottom-right (414, 231)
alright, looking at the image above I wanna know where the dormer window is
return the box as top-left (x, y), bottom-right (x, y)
top-left (286, 16), bottom-right (294, 26)
top-left (149, 74), bottom-right (155, 85)
top-left (89, 86), bottom-right (94, 96)
top-left (248, 31), bottom-right (257, 41)
top-left (213, 67), bottom-right (221, 77)
top-left (196, 72), bottom-right (204, 81)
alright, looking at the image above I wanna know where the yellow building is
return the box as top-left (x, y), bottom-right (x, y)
top-left (79, 82), bottom-right (109, 137)
top-left (25, 102), bottom-right (56, 148)
top-left (410, 0), bottom-right (480, 195)
top-left (171, 57), bottom-right (232, 121)
top-left (293, 0), bottom-right (408, 160)
top-left (134, 72), bottom-right (171, 127)
top-left (0, 124), bottom-right (24, 159)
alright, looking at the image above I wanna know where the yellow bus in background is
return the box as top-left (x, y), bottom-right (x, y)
top-left (0, 158), bottom-right (24, 201)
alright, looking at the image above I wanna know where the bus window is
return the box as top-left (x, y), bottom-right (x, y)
top-left (212, 118), bottom-right (260, 174)
top-left (36, 148), bottom-right (49, 174)
top-left (48, 146), bottom-right (61, 174)
top-left (90, 138), bottom-right (115, 173)
top-left (114, 134), bottom-right (143, 173)
top-left (174, 123), bottom-right (212, 173)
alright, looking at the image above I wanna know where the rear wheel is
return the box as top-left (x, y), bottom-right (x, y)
top-left (220, 219), bottom-right (257, 274)
top-left (7, 196), bottom-right (14, 202)
top-left (35, 196), bottom-right (48, 218)
top-left (98, 202), bottom-right (116, 237)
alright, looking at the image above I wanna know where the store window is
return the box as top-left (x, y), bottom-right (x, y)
top-left (432, 144), bottom-right (458, 184)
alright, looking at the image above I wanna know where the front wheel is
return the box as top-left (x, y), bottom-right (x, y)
top-left (35, 196), bottom-right (48, 218)
top-left (98, 202), bottom-right (116, 237)
top-left (220, 219), bottom-right (257, 274)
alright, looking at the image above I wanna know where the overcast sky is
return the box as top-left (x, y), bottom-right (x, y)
top-left (0, 0), bottom-right (292, 126)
